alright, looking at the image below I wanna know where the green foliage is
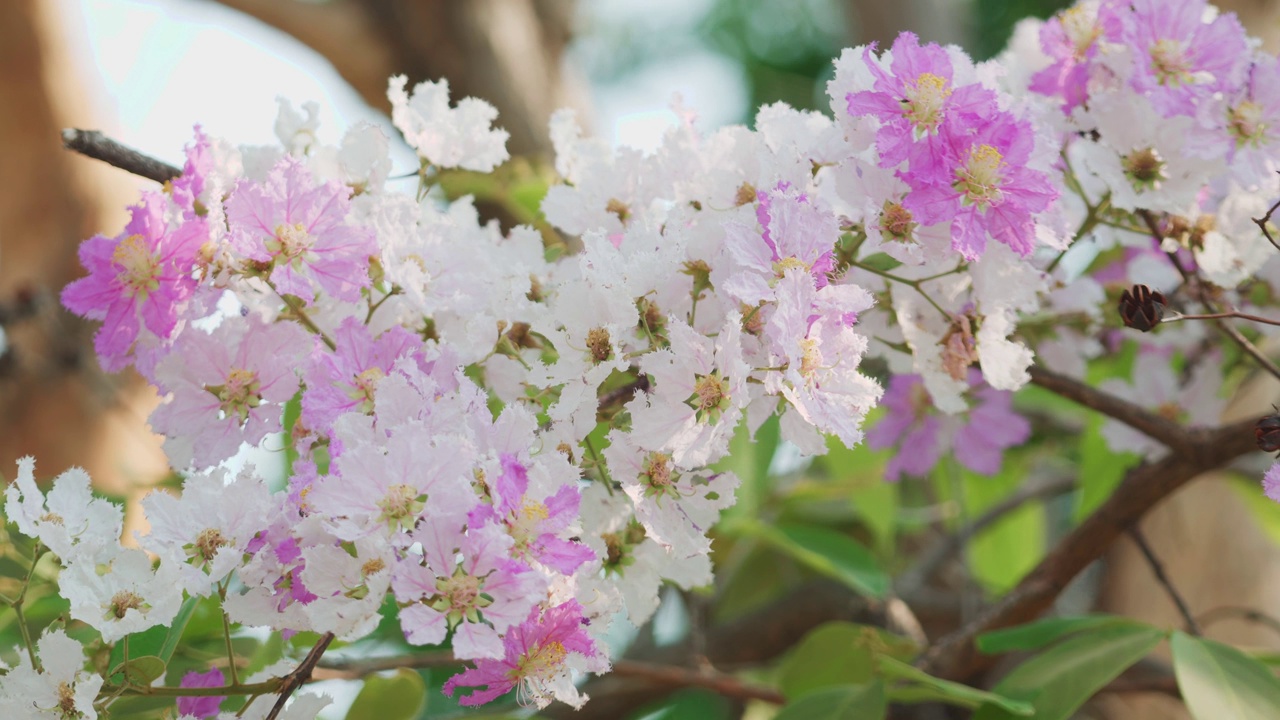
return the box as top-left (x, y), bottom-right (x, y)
top-left (347, 669), bottom-right (428, 720)
top-left (730, 520), bottom-right (888, 598)
top-left (774, 683), bottom-right (886, 720)
top-left (974, 622), bottom-right (1165, 719)
top-left (977, 615), bottom-right (1141, 654)
top-left (1172, 632), bottom-right (1280, 720)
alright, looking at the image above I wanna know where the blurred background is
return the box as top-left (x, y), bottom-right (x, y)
top-left (4, 1), bottom-right (1280, 718)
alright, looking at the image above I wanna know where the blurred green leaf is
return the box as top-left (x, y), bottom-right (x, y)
top-left (959, 461), bottom-right (1044, 593)
top-left (1229, 475), bottom-right (1280, 545)
top-left (735, 521), bottom-right (887, 597)
top-left (109, 655), bottom-right (167, 686)
top-left (347, 669), bottom-right (427, 720)
top-left (631, 688), bottom-right (732, 720)
top-left (778, 622), bottom-right (876, 698)
top-left (977, 615), bottom-right (1143, 654)
top-left (974, 623), bottom-right (1165, 720)
top-left (1074, 412), bottom-right (1139, 520)
top-left (1172, 632), bottom-right (1280, 720)
top-left (159, 595), bottom-right (200, 664)
top-left (774, 682), bottom-right (886, 720)
top-left (715, 414), bottom-right (780, 519)
top-left (880, 657), bottom-right (1032, 715)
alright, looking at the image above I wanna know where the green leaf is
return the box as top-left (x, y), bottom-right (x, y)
top-left (1172, 631), bottom-right (1280, 720)
top-left (974, 623), bottom-right (1165, 720)
top-left (159, 596), bottom-right (200, 664)
top-left (774, 683), bottom-right (886, 720)
top-left (1074, 412), bottom-right (1139, 520)
top-left (879, 657), bottom-right (1032, 715)
top-left (778, 622), bottom-right (876, 699)
top-left (109, 655), bottom-right (167, 686)
top-left (636, 688), bottom-right (732, 720)
top-left (716, 415), bottom-right (780, 519)
top-left (977, 615), bottom-right (1140, 654)
top-left (858, 252), bottom-right (903, 274)
top-left (741, 521), bottom-right (888, 598)
top-left (347, 669), bottom-right (427, 720)
top-left (961, 462), bottom-right (1045, 593)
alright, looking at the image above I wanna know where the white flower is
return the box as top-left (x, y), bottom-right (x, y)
top-left (139, 467), bottom-right (277, 596)
top-left (4, 457), bottom-right (121, 562)
top-left (0, 629), bottom-right (103, 719)
top-left (388, 75), bottom-right (509, 172)
top-left (60, 547), bottom-right (183, 643)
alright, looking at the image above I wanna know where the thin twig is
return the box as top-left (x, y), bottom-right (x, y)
top-left (312, 650), bottom-right (458, 681)
top-left (610, 660), bottom-right (785, 705)
top-left (897, 475), bottom-right (1076, 595)
top-left (265, 633), bottom-right (335, 720)
top-left (1165, 310), bottom-right (1280, 328)
top-left (1253, 192), bottom-right (1280, 252)
top-left (61, 129), bottom-right (182, 184)
top-left (1128, 526), bottom-right (1201, 635)
top-left (1197, 605), bottom-right (1280, 638)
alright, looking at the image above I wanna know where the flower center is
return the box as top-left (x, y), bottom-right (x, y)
top-left (206, 367), bottom-right (262, 424)
top-left (1062, 6), bottom-right (1102, 59)
top-left (586, 327), bottom-right (613, 364)
top-left (879, 200), bottom-right (916, 241)
top-left (57, 681), bottom-right (80, 718)
top-left (640, 452), bottom-right (681, 500)
top-left (108, 590), bottom-right (147, 620)
top-left (1150, 38), bottom-right (1193, 86)
top-left (1122, 147), bottom-right (1166, 191)
top-left (191, 527), bottom-right (229, 564)
top-left (269, 222), bottom-right (315, 261)
top-left (1228, 101), bottom-right (1266, 148)
top-left (955, 144), bottom-right (1005, 208)
top-left (377, 483), bottom-right (425, 532)
top-left (686, 370), bottom-right (732, 424)
top-left (111, 233), bottom-right (162, 298)
top-left (348, 366), bottom-right (386, 413)
top-left (903, 72), bottom-right (952, 132)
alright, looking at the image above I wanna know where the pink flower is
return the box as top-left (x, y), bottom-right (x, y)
top-left (301, 318), bottom-right (426, 433)
top-left (177, 667), bottom-right (225, 719)
top-left (723, 183), bottom-right (839, 305)
top-left (1030, 2), bottom-right (1123, 113)
top-left (846, 32), bottom-right (998, 171)
top-left (171, 125), bottom-right (212, 219)
top-left (151, 318), bottom-right (309, 469)
top-left (1119, 0), bottom-right (1248, 117)
top-left (867, 371), bottom-right (1030, 481)
top-left (1264, 462), bottom-right (1280, 503)
top-left (443, 600), bottom-right (600, 709)
top-left (469, 453), bottom-right (594, 574)
top-left (225, 155), bottom-right (377, 303)
top-left (903, 113), bottom-right (1057, 259)
top-left (62, 192), bottom-right (206, 371)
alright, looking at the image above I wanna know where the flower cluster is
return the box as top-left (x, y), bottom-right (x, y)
top-left (5, 0), bottom-right (1280, 714)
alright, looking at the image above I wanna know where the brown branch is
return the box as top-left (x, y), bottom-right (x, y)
top-left (1028, 365), bottom-right (1190, 448)
top-left (312, 650), bottom-right (458, 681)
top-left (1127, 526), bottom-right (1201, 636)
top-left (265, 632), bottom-right (335, 720)
top-left (918, 416), bottom-right (1259, 682)
top-left (1197, 605), bottom-right (1280, 638)
top-left (1253, 190), bottom-right (1280, 252)
top-left (610, 660), bottom-right (786, 705)
top-left (61, 129), bottom-right (180, 184)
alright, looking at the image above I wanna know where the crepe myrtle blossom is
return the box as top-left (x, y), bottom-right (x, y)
top-left (225, 154), bottom-right (377, 303)
top-left (301, 318), bottom-right (427, 433)
top-left (4, 457), bottom-right (122, 562)
top-left (846, 32), bottom-right (998, 171)
top-left (61, 192), bottom-right (206, 372)
top-left (0, 629), bottom-right (104, 720)
top-left (443, 600), bottom-right (604, 709)
top-left (866, 370), bottom-right (1031, 481)
top-left (59, 547), bottom-right (183, 643)
top-left (138, 467), bottom-right (276, 596)
top-left (904, 112), bottom-right (1058, 260)
top-left (299, 536), bottom-right (393, 640)
top-left (150, 318), bottom-right (309, 469)
top-left (722, 183), bottom-right (839, 306)
top-left (470, 453), bottom-right (595, 574)
top-left (393, 521), bottom-right (545, 659)
top-left (176, 667), bottom-right (226, 720)
top-left (1030, 2), bottom-right (1122, 113)
top-left (1098, 349), bottom-right (1224, 458)
top-left (389, 75), bottom-right (510, 172)
top-left (1118, 0), bottom-right (1248, 117)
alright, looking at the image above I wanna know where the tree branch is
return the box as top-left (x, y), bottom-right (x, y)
top-left (1128, 526), bottom-right (1201, 636)
top-left (609, 660), bottom-right (785, 705)
top-left (61, 129), bottom-right (180, 184)
top-left (1028, 365), bottom-right (1190, 448)
top-left (265, 632), bottom-right (334, 720)
top-left (919, 416), bottom-right (1259, 682)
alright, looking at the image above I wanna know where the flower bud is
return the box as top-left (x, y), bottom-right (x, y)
top-left (1118, 284), bottom-right (1166, 332)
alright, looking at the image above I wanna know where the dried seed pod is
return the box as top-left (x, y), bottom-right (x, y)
top-left (1118, 284), bottom-right (1166, 332)
top-left (1257, 413), bottom-right (1280, 453)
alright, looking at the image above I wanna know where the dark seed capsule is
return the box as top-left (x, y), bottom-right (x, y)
top-left (1257, 414), bottom-right (1280, 453)
top-left (1118, 284), bottom-right (1166, 332)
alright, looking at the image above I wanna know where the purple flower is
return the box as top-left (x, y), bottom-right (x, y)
top-left (301, 317), bottom-right (426, 433)
top-left (903, 113), bottom-right (1057, 259)
top-left (225, 155), bottom-right (377, 303)
top-left (1264, 462), bottom-right (1280, 504)
top-left (846, 32), bottom-right (998, 171)
top-left (177, 667), bottom-right (225, 719)
top-left (171, 125), bottom-right (212, 219)
top-left (1029, 3), bottom-right (1123, 113)
top-left (867, 371), bottom-right (1030, 481)
top-left (1120, 0), bottom-right (1248, 117)
top-left (62, 192), bottom-right (206, 371)
top-left (443, 601), bottom-right (599, 709)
